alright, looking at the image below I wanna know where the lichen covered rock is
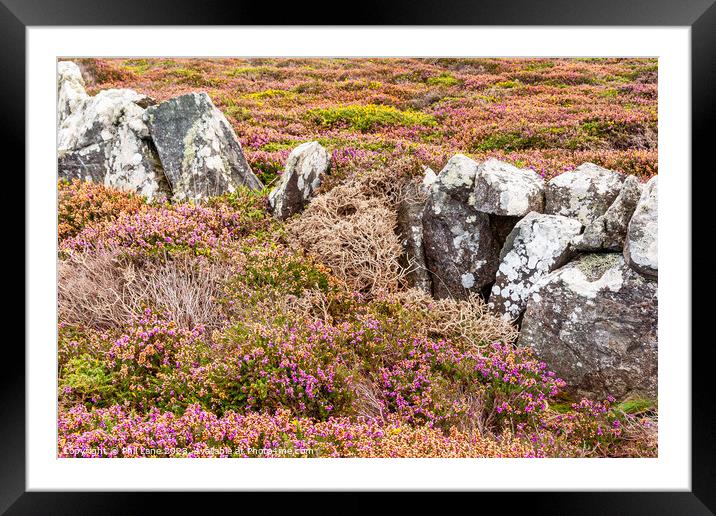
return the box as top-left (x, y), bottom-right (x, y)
top-left (144, 92), bottom-right (263, 202)
top-left (489, 212), bottom-right (583, 321)
top-left (431, 154), bottom-right (479, 204)
top-left (573, 175), bottom-right (643, 251)
top-left (57, 73), bottom-right (169, 201)
top-left (269, 141), bottom-right (330, 219)
top-left (624, 176), bottom-right (658, 277)
top-left (545, 163), bottom-right (625, 225)
top-left (422, 155), bottom-right (498, 299)
top-left (518, 253), bottom-right (657, 399)
top-left (473, 158), bottom-right (545, 216)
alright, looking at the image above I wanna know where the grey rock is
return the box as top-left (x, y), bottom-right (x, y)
top-left (574, 175), bottom-right (643, 251)
top-left (144, 92), bottom-right (263, 202)
top-left (396, 182), bottom-right (431, 293)
top-left (57, 83), bottom-right (170, 201)
top-left (545, 163), bottom-right (625, 225)
top-left (57, 142), bottom-right (110, 184)
top-left (422, 155), bottom-right (499, 299)
top-left (473, 158), bottom-right (545, 216)
top-left (624, 176), bottom-right (658, 277)
top-left (57, 61), bottom-right (88, 124)
top-left (489, 212), bottom-right (583, 321)
top-left (268, 141), bottom-right (330, 219)
top-left (430, 154), bottom-right (479, 204)
top-left (518, 253), bottom-right (657, 399)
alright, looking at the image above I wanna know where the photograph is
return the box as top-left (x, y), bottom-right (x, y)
top-left (55, 56), bottom-right (659, 459)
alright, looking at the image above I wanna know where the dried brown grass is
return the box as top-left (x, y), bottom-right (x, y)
top-left (382, 288), bottom-right (519, 346)
top-left (287, 180), bottom-right (407, 295)
top-left (58, 249), bottom-right (233, 331)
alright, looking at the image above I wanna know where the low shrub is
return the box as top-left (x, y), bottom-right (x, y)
top-left (58, 248), bottom-right (234, 331)
top-left (287, 181), bottom-right (406, 294)
top-left (61, 188), bottom-right (272, 257)
top-left (426, 73), bottom-right (461, 87)
top-left (58, 179), bottom-right (145, 242)
top-left (309, 104), bottom-right (436, 132)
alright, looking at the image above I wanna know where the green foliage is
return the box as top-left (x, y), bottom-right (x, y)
top-left (616, 398), bottom-right (656, 415)
top-left (60, 355), bottom-right (114, 400)
top-left (523, 61), bottom-right (556, 71)
top-left (599, 88), bottom-right (620, 98)
top-left (426, 73), bottom-right (460, 87)
top-left (493, 80), bottom-right (521, 89)
top-left (309, 104), bottom-right (436, 132)
top-left (227, 66), bottom-right (284, 80)
top-left (244, 89), bottom-right (294, 100)
top-left (166, 67), bottom-right (224, 87)
top-left (473, 131), bottom-right (547, 152)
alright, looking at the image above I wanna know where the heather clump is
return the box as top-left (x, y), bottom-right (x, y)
top-left (59, 310), bottom-right (214, 412)
top-left (60, 187), bottom-right (273, 257)
top-left (58, 179), bottom-right (146, 241)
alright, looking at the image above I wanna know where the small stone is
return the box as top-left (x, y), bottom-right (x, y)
top-left (429, 154), bottom-right (479, 204)
top-left (268, 141), bottom-right (330, 220)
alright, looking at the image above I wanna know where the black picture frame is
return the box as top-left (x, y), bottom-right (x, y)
top-left (7, 1), bottom-right (712, 513)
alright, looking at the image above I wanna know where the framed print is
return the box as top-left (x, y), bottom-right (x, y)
top-left (8, 0), bottom-right (714, 513)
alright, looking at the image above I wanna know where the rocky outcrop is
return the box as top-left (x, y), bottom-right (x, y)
top-left (518, 253), bottom-right (657, 399)
top-left (422, 155), bottom-right (499, 299)
top-left (396, 182), bottom-right (431, 293)
top-left (545, 163), bottom-right (625, 225)
top-left (489, 213), bottom-right (583, 321)
top-left (268, 141), bottom-right (330, 220)
top-left (472, 158), bottom-right (545, 216)
top-left (573, 175), bottom-right (643, 251)
top-left (57, 63), bottom-right (170, 201)
top-left (624, 176), bottom-right (658, 277)
top-left (144, 92), bottom-right (263, 203)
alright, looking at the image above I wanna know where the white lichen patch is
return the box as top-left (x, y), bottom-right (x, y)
top-left (560, 262), bottom-right (624, 299)
top-left (58, 88), bottom-right (150, 152)
top-left (422, 166), bottom-right (437, 190)
top-left (461, 273), bottom-right (475, 289)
